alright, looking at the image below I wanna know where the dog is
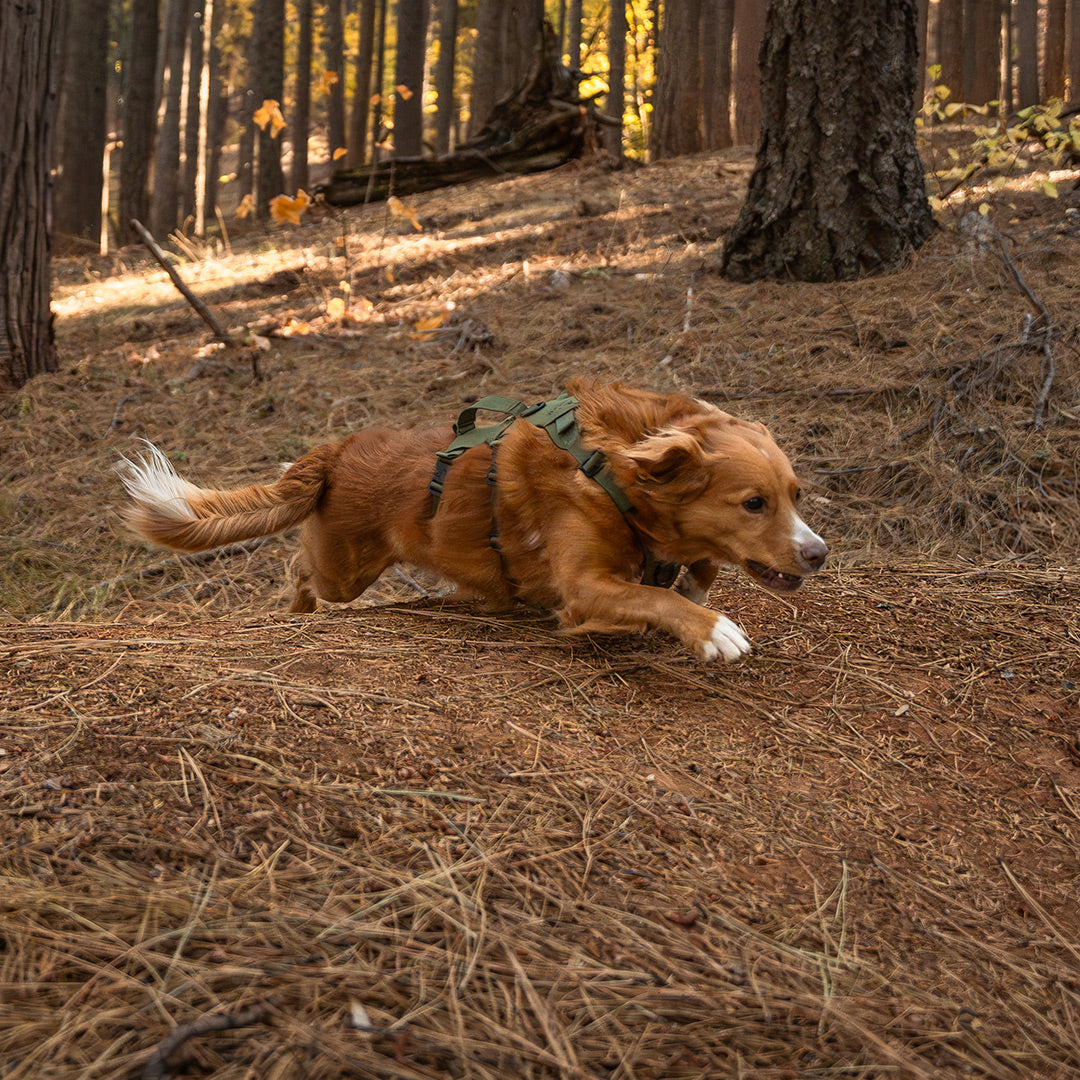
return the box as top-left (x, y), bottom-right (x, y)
top-left (118, 378), bottom-right (827, 661)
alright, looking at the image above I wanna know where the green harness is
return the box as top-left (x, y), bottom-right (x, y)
top-left (427, 391), bottom-right (680, 589)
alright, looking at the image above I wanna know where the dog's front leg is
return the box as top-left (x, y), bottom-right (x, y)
top-left (676, 558), bottom-right (719, 606)
top-left (558, 576), bottom-right (751, 662)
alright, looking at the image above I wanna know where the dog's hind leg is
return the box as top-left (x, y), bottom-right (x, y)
top-left (289, 522), bottom-right (392, 611)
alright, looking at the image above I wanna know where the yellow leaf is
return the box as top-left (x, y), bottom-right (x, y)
top-left (1041, 180), bottom-right (1059, 198)
top-left (934, 83), bottom-right (951, 101)
top-left (279, 318), bottom-right (315, 336)
top-left (254, 99), bottom-right (286, 137)
top-left (384, 266), bottom-right (395, 284)
top-left (395, 83), bottom-right (413, 100)
top-left (317, 70), bottom-right (339, 95)
top-left (387, 195), bottom-right (422, 231)
top-left (333, 146), bottom-right (348, 160)
top-left (326, 297), bottom-right (346, 319)
top-left (409, 306), bottom-right (452, 340)
top-left (269, 189), bottom-right (311, 226)
top-left (978, 202), bottom-right (990, 215)
top-left (235, 193), bottom-right (255, 219)
top-left (370, 93), bottom-right (381, 106)
top-left (928, 195), bottom-right (944, 212)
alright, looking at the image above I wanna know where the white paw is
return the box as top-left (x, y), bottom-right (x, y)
top-left (698, 613), bottom-right (751, 662)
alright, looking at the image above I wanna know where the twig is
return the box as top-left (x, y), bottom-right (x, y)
top-left (130, 218), bottom-right (233, 342)
top-left (142, 1002), bottom-right (273, 1079)
top-left (993, 236), bottom-right (1056, 429)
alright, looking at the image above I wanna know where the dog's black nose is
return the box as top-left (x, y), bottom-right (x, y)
top-left (800, 538), bottom-right (828, 571)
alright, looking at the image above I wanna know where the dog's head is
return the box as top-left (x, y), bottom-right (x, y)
top-left (607, 409), bottom-right (828, 592)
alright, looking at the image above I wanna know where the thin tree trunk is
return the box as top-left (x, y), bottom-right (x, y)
top-left (371, 0), bottom-right (388, 162)
top-left (966, 0), bottom-right (1000, 106)
top-left (181, 1), bottom-right (205, 222)
top-left (935, 0), bottom-right (963, 98)
top-left (324, 0), bottom-right (346, 155)
top-left (196, 0), bottom-right (225, 234)
top-left (119, 0), bottom-right (159, 245)
top-left (1069, 0), bottom-right (1080, 106)
top-left (54, 0), bottom-right (110, 251)
top-left (393, 0), bottom-right (427, 157)
top-left (732, 0), bottom-right (764, 144)
top-left (433, 0), bottom-right (458, 154)
top-left (604, 0), bottom-right (626, 157)
top-left (1015, 0), bottom-right (1040, 108)
top-left (347, 0), bottom-right (377, 166)
top-left (252, 0), bottom-right (285, 217)
top-left (649, 0), bottom-right (701, 159)
top-left (151, 0), bottom-right (191, 236)
top-left (702, 0), bottom-right (734, 150)
top-left (1044, 0), bottom-right (1067, 101)
top-left (0, 0), bottom-right (62, 389)
top-left (568, 0), bottom-right (583, 69)
top-left (291, 0), bottom-right (312, 190)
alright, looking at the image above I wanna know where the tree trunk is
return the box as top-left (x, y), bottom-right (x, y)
top-left (371, 0), bottom-right (389, 161)
top-left (649, 0), bottom-right (701, 159)
top-left (604, 0), bottom-right (626, 157)
top-left (181, 1), bottom-right (205, 222)
top-left (433, 0), bottom-right (458, 154)
top-left (965, 0), bottom-right (1000, 106)
top-left (702, 0), bottom-right (734, 150)
top-left (324, 0), bottom-right (346, 154)
top-left (721, 0), bottom-right (933, 283)
top-left (0, 0), bottom-right (62, 390)
top-left (196, 0), bottom-right (225, 235)
top-left (567, 0), bottom-right (583, 70)
top-left (252, 0), bottom-right (285, 217)
top-left (470, 0), bottom-right (544, 139)
top-left (1043, 0), bottom-right (1067, 101)
top-left (347, 0), bottom-right (378, 166)
top-left (1015, 0), bottom-right (1039, 108)
top-left (118, 0), bottom-right (159, 245)
top-left (54, 0), bottom-right (110, 251)
top-left (150, 0), bottom-right (191, 237)
top-left (393, 0), bottom-right (427, 157)
top-left (731, 0), bottom-right (764, 144)
top-left (1069, 0), bottom-right (1080, 108)
top-left (291, 0), bottom-right (312, 190)
top-left (935, 0), bottom-right (963, 98)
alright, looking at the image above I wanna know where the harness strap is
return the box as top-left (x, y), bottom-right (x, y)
top-left (428, 391), bottom-right (680, 589)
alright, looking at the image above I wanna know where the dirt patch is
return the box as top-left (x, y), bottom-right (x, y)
top-left (2, 133), bottom-right (1080, 1078)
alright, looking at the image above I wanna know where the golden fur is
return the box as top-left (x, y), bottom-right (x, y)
top-left (119, 378), bottom-right (827, 661)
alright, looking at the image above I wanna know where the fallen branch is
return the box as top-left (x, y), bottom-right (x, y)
top-left (130, 218), bottom-right (233, 343)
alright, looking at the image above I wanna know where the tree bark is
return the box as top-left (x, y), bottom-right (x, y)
top-left (118, 0), bottom-right (159, 245)
top-left (54, 0), bottom-right (110, 251)
top-left (181, 1), bottom-right (205, 222)
top-left (324, 0), bottom-right (346, 154)
top-left (649, 0), bottom-right (702, 159)
top-left (291, 0), bottom-right (312, 190)
top-left (935, 0), bottom-right (964, 98)
top-left (732, 0), bottom-right (764, 144)
top-left (1043, 0), bottom-right (1067, 101)
top-left (470, 0), bottom-right (544, 139)
top-left (1015, 0), bottom-right (1040, 108)
top-left (347, 0), bottom-right (378, 166)
top-left (721, 0), bottom-right (933, 283)
top-left (393, 0), bottom-right (427, 157)
top-left (251, 0), bottom-right (285, 217)
top-left (966, 0), bottom-right (1000, 106)
top-left (0, 0), bottom-right (62, 390)
top-left (604, 0), bottom-right (626, 157)
top-left (702, 0), bottom-right (735, 150)
top-left (433, 0), bottom-right (458, 154)
top-left (196, 0), bottom-right (225, 235)
top-left (150, 0), bottom-right (192, 236)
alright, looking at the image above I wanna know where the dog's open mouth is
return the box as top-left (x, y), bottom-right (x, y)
top-left (746, 560), bottom-right (804, 593)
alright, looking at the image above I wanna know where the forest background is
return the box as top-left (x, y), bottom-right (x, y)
top-left (54, 0), bottom-right (1080, 255)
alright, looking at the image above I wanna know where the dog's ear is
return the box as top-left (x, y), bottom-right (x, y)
top-left (623, 429), bottom-right (707, 486)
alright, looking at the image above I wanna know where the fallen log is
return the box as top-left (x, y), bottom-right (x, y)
top-left (318, 22), bottom-right (613, 207)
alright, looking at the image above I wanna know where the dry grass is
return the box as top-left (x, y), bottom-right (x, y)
top-left (2, 134), bottom-right (1080, 1078)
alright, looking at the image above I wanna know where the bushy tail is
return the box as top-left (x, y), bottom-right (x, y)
top-left (117, 441), bottom-right (327, 552)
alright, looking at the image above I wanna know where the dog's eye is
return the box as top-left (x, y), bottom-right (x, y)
top-left (743, 497), bottom-right (766, 512)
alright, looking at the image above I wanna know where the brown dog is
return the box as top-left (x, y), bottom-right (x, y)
top-left (119, 378), bottom-right (826, 661)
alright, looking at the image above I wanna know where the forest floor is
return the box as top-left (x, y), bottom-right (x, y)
top-left (2, 132), bottom-right (1080, 1079)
